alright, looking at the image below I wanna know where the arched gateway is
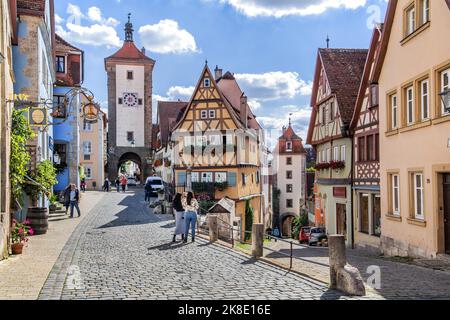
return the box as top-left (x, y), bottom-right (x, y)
top-left (105, 15), bottom-right (155, 181)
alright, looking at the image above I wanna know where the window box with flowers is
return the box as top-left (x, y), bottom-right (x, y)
top-left (154, 159), bottom-right (162, 167)
top-left (10, 219), bottom-right (34, 255)
top-left (329, 161), bottom-right (346, 170)
top-left (314, 163), bottom-right (331, 171)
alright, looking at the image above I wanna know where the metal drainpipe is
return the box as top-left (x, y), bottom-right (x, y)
top-left (350, 132), bottom-right (355, 249)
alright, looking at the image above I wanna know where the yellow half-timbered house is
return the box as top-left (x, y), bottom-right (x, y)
top-left (172, 64), bottom-right (265, 230)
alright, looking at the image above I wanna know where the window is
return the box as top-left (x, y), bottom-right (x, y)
top-left (340, 145), bottom-right (346, 162)
top-left (256, 171), bottom-right (260, 184)
top-left (413, 173), bottom-right (424, 219)
top-left (84, 166), bottom-right (92, 180)
top-left (372, 195), bottom-right (381, 236)
top-left (406, 86), bottom-right (415, 125)
top-left (138, 99), bottom-right (143, 106)
top-left (209, 110), bottom-right (216, 119)
top-left (53, 95), bottom-right (66, 118)
top-left (286, 171), bottom-right (293, 180)
top-left (118, 98), bottom-right (123, 105)
top-left (200, 110), bottom-right (208, 119)
top-left (286, 199), bottom-right (293, 208)
top-left (191, 172), bottom-right (200, 183)
top-left (322, 150), bottom-right (326, 163)
top-left (54, 143), bottom-right (67, 165)
top-left (84, 122), bottom-right (92, 132)
top-left (286, 141), bottom-right (292, 151)
top-left (419, 79), bottom-right (429, 120)
top-left (370, 85), bottom-right (379, 107)
top-left (360, 194), bottom-right (369, 234)
top-left (326, 149), bottom-right (331, 163)
top-left (201, 172), bottom-right (213, 183)
top-left (56, 56), bottom-right (65, 73)
top-left (127, 71), bottom-right (134, 80)
top-left (287, 184), bottom-right (293, 193)
top-left (286, 157), bottom-right (292, 165)
top-left (127, 131), bottom-right (134, 142)
top-left (391, 174), bottom-right (400, 215)
top-left (375, 134), bottom-right (380, 161)
top-left (406, 5), bottom-right (416, 35)
top-left (441, 69), bottom-right (450, 115)
top-left (358, 137), bottom-right (366, 162)
top-left (83, 141), bottom-right (92, 155)
top-left (421, 0), bottom-right (429, 25)
top-left (322, 106), bottom-right (326, 124)
top-left (367, 135), bottom-right (374, 161)
top-left (204, 78), bottom-right (210, 87)
top-left (333, 147), bottom-right (339, 161)
top-left (391, 94), bottom-right (398, 129)
top-left (330, 102), bottom-right (334, 121)
top-left (215, 172), bottom-right (227, 183)
top-left (241, 173), bottom-right (247, 186)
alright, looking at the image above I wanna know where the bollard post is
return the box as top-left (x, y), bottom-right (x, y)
top-left (252, 223), bottom-right (264, 258)
top-left (208, 215), bottom-right (218, 243)
top-left (328, 235), bottom-right (347, 289)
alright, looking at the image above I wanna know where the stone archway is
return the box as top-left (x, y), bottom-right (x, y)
top-left (117, 152), bottom-right (143, 183)
top-left (280, 213), bottom-right (297, 238)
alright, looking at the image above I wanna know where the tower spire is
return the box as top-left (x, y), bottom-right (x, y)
top-left (125, 13), bottom-right (134, 42)
top-left (326, 35), bottom-right (330, 48)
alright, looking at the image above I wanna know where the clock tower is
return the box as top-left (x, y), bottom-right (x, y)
top-left (105, 14), bottom-right (155, 181)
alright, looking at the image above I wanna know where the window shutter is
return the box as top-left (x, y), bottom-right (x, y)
top-left (228, 172), bottom-right (237, 187)
top-left (177, 172), bottom-right (186, 185)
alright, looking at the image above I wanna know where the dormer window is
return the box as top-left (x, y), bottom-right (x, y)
top-left (56, 56), bottom-right (65, 73)
top-left (286, 141), bottom-right (292, 152)
top-left (204, 78), bottom-right (211, 88)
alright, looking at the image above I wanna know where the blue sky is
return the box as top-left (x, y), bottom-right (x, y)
top-left (54, 0), bottom-right (388, 148)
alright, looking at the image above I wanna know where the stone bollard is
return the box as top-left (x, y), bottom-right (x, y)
top-left (328, 235), bottom-right (366, 296)
top-left (252, 223), bottom-right (264, 258)
top-left (208, 215), bottom-right (218, 243)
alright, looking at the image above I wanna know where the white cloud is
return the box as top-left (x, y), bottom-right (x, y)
top-left (166, 86), bottom-right (196, 100)
top-left (235, 71), bottom-right (312, 103)
top-left (217, 0), bottom-right (367, 18)
top-left (55, 14), bottom-right (64, 24)
top-left (138, 20), bottom-right (200, 54)
top-left (57, 4), bottom-right (121, 48)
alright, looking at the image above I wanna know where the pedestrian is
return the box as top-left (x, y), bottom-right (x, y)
top-left (69, 184), bottom-right (81, 218)
top-left (63, 184), bottom-right (71, 215)
top-left (115, 177), bottom-right (120, 193)
top-left (182, 191), bottom-right (199, 243)
top-left (172, 193), bottom-right (186, 243)
top-left (144, 179), bottom-right (152, 202)
top-left (80, 178), bottom-right (86, 193)
top-left (103, 178), bottom-right (110, 192)
top-left (121, 175), bottom-right (128, 193)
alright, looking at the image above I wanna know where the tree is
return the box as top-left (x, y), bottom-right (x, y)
top-left (244, 200), bottom-right (254, 242)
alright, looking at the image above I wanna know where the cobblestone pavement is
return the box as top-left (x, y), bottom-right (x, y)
top-left (39, 190), bottom-right (372, 300)
top-left (262, 239), bottom-right (450, 300)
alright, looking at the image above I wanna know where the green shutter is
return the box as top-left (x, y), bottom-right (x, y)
top-left (228, 172), bottom-right (237, 187)
top-left (177, 172), bottom-right (186, 185)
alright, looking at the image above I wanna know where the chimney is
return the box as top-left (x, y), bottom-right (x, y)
top-left (214, 65), bottom-right (223, 81)
top-left (141, 47), bottom-right (146, 55)
top-left (240, 94), bottom-right (248, 128)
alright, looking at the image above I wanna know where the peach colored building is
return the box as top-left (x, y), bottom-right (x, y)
top-left (375, 0), bottom-right (450, 258)
top-left (79, 103), bottom-right (107, 191)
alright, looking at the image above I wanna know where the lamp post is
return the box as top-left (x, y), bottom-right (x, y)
top-left (439, 88), bottom-right (450, 114)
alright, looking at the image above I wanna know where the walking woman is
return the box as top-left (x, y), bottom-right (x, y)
top-left (182, 192), bottom-right (199, 243)
top-left (172, 193), bottom-right (185, 242)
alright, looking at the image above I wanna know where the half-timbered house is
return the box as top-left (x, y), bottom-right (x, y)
top-left (172, 64), bottom-right (265, 230)
top-left (307, 48), bottom-right (367, 246)
top-left (350, 28), bottom-right (383, 253)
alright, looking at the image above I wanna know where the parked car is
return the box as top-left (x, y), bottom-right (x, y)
top-left (145, 177), bottom-right (164, 197)
top-left (127, 178), bottom-right (137, 187)
top-left (298, 227), bottom-right (311, 244)
top-left (308, 227), bottom-right (327, 246)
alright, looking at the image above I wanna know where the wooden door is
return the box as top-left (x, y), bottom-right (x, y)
top-left (336, 204), bottom-right (347, 238)
top-left (444, 175), bottom-right (450, 254)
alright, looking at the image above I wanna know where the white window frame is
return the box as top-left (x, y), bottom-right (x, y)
top-left (322, 150), bottom-right (326, 163)
top-left (204, 78), bottom-right (211, 88)
top-left (191, 172), bottom-right (200, 183)
top-left (340, 145), bottom-right (346, 162)
top-left (286, 141), bottom-right (292, 151)
top-left (391, 94), bottom-right (398, 129)
top-left (333, 146), bottom-right (339, 161)
top-left (413, 173), bottom-right (424, 219)
top-left (84, 166), bottom-right (93, 180)
top-left (441, 69), bottom-right (450, 115)
top-left (200, 110), bottom-right (208, 119)
top-left (326, 148), bottom-right (331, 163)
top-left (420, 79), bottom-right (429, 121)
top-left (392, 174), bottom-right (400, 216)
top-left (215, 172), bottom-right (227, 183)
top-left (201, 172), bottom-right (213, 183)
top-left (421, 0), bottom-right (429, 25)
top-left (407, 6), bottom-right (416, 35)
top-left (83, 141), bottom-right (92, 155)
top-left (406, 86), bottom-right (415, 125)
top-left (209, 109), bottom-right (216, 119)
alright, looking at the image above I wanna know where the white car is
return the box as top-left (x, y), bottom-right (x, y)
top-left (145, 177), bottom-right (164, 196)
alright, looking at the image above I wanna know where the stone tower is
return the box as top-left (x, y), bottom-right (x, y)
top-left (105, 14), bottom-right (155, 181)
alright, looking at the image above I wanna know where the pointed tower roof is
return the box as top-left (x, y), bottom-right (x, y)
top-left (105, 14), bottom-right (155, 66)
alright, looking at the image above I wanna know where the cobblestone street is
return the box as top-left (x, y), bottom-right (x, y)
top-left (38, 190), bottom-right (368, 300)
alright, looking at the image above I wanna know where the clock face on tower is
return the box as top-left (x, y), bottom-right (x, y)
top-left (123, 93), bottom-right (139, 107)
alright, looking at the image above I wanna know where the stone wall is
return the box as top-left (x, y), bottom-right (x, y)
top-left (380, 235), bottom-right (436, 259)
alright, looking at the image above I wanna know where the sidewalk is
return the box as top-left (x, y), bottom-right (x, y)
top-left (0, 192), bottom-right (105, 300)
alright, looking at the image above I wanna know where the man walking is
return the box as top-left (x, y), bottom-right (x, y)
top-left (69, 184), bottom-right (81, 218)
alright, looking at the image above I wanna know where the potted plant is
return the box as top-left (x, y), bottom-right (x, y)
top-left (11, 219), bottom-right (34, 255)
top-left (49, 194), bottom-right (59, 212)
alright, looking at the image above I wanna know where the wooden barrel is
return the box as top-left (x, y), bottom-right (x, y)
top-left (27, 207), bottom-right (49, 235)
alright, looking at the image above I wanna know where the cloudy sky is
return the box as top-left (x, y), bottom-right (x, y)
top-left (54, 0), bottom-right (388, 148)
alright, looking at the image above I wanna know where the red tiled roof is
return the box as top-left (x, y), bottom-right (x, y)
top-left (55, 34), bottom-right (83, 53)
top-left (105, 42), bottom-right (155, 63)
top-left (319, 48), bottom-right (368, 124)
top-left (17, 0), bottom-right (46, 16)
top-left (157, 101), bottom-right (188, 147)
top-left (277, 126), bottom-right (307, 154)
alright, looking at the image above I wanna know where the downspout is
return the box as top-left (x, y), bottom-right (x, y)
top-left (350, 131), bottom-right (355, 249)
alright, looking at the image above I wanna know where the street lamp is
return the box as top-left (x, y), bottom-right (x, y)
top-left (439, 88), bottom-right (450, 113)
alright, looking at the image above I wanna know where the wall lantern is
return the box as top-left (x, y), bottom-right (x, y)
top-left (82, 95), bottom-right (99, 124)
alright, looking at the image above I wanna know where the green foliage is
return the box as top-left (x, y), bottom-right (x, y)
top-left (49, 194), bottom-right (59, 205)
top-left (291, 213), bottom-right (310, 240)
top-left (79, 165), bottom-right (85, 180)
top-left (25, 160), bottom-right (58, 201)
top-left (244, 200), bottom-right (254, 242)
top-left (10, 109), bottom-right (34, 203)
top-left (214, 181), bottom-right (229, 192)
top-left (198, 200), bottom-right (215, 214)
